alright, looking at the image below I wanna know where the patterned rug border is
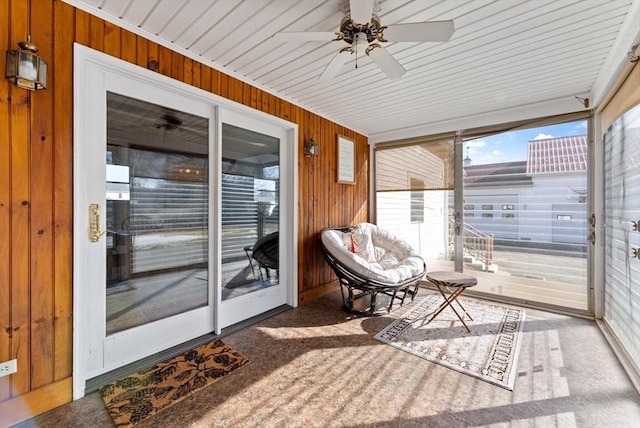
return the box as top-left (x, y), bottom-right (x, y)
top-left (374, 295), bottom-right (525, 390)
top-left (100, 339), bottom-right (249, 427)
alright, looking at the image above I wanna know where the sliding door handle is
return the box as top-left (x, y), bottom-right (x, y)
top-left (89, 203), bottom-right (106, 243)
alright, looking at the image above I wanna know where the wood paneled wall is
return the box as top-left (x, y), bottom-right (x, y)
top-left (0, 0), bottom-right (368, 424)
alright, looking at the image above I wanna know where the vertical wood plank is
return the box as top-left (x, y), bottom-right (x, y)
top-left (232, 78), bottom-right (243, 104)
top-left (242, 82), bottom-right (251, 107)
top-left (74, 8), bottom-right (90, 46)
top-left (0, 0), bottom-right (11, 403)
top-left (29, 0), bottom-right (55, 390)
top-left (260, 90), bottom-right (268, 113)
top-left (172, 51), bottom-right (184, 81)
top-left (120, 29), bottom-right (137, 65)
top-left (250, 86), bottom-right (258, 109)
top-left (267, 93), bottom-right (277, 117)
top-left (281, 100), bottom-right (290, 122)
top-left (146, 40), bottom-right (160, 73)
top-left (192, 61), bottom-right (201, 89)
top-left (227, 75), bottom-right (236, 102)
top-left (158, 45), bottom-right (172, 77)
top-left (181, 56), bottom-right (191, 84)
top-left (52, 0), bottom-right (74, 382)
top-left (88, 14), bottom-right (103, 51)
top-left (136, 36), bottom-right (149, 69)
top-left (102, 20), bottom-right (120, 58)
top-left (219, 72), bottom-right (228, 99)
top-left (9, 0), bottom-right (31, 397)
top-left (201, 65), bottom-right (211, 93)
top-left (211, 68), bottom-right (221, 95)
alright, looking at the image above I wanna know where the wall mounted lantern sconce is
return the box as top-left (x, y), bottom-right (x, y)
top-left (304, 138), bottom-right (319, 157)
top-left (5, 35), bottom-right (48, 90)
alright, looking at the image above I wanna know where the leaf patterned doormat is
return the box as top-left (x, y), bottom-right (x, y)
top-left (374, 295), bottom-right (525, 390)
top-left (100, 339), bottom-right (249, 427)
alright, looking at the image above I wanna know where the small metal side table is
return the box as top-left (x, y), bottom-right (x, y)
top-left (425, 271), bottom-right (478, 332)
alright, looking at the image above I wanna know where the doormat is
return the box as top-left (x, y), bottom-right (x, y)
top-left (374, 295), bottom-right (525, 390)
top-left (100, 339), bottom-right (249, 427)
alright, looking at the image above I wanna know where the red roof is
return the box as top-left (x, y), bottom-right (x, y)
top-left (526, 135), bottom-right (587, 174)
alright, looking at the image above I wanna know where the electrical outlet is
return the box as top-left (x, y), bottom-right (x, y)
top-left (0, 359), bottom-right (17, 377)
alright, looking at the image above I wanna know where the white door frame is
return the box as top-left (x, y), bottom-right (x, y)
top-left (73, 44), bottom-right (298, 399)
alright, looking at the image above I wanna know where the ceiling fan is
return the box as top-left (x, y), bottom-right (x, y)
top-left (273, 0), bottom-right (454, 81)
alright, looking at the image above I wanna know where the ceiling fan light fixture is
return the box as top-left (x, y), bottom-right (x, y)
top-left (354, 32), bottom-right (369, 55)
top-left (275, 0), bottom-right (454, 81)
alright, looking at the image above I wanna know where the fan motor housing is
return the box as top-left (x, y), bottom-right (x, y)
top-left (339, 14), bottom-right (382, 44)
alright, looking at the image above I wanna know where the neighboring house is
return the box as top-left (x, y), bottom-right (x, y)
top-left (463, 135), bottom-right (588, 245)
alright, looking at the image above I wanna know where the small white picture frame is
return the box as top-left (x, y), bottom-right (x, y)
top-left (336, 134), bottom-right (355, 184)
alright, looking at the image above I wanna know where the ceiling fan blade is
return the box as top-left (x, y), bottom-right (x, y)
top-left (368, 46), bottom-right (406, 80)
top-left (349, 0), bottom-right (374, 24)
top-left (319, 50), bottom-right (350, 81)
top-left (273, 31), bottom-right (337, 42)
top-left (383, 21), bottom-right (455, 42)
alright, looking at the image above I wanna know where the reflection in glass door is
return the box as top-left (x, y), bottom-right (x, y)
top-left (220, 123), bottom-right (279, 301)
top-left (105, 93), bottom-right (210, 333)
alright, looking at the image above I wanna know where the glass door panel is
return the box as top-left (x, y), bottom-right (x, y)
top-left (105, 92), bottom-right (210, 333)
top-left (461, 120), bottom-right (589, 310)
top-left (220, 123), bottom-right (279, 301)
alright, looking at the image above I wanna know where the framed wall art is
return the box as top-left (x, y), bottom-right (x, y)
top-left (336, 134), bottom-right (355, 184)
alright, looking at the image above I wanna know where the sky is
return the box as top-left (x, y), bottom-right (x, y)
top-left (464, 119), bottom-right (587, 165)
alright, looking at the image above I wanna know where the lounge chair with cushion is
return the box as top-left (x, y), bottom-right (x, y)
top-left (320, 222), bottom-right (426, 315)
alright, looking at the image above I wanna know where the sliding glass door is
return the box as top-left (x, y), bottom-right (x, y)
top-left (74, 45), bottom-right (297, 398)
top-left (461, 121), bottom-right (589, 310)
top-left (375, 117), bottom-right (591, 313)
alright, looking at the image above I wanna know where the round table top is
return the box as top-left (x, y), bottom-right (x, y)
top-left (426, 271), bottom-right (478, 287)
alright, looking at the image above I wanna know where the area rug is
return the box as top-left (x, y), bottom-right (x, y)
top-left (374, 294), bottom-right (525, 390)
top-left (100, 339), bottom-right (250, 427)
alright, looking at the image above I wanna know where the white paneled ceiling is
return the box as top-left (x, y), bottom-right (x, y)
top-left (67, 0), bottom-right (640, 142)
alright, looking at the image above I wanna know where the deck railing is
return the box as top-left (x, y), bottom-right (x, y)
top-left (449, 220), bottom-right (494, 269)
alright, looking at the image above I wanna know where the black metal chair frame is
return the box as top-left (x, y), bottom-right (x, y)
top-left (245, 231), bottom-right (279, 280)
top-left (320, 226), bottom-right (426, 316)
